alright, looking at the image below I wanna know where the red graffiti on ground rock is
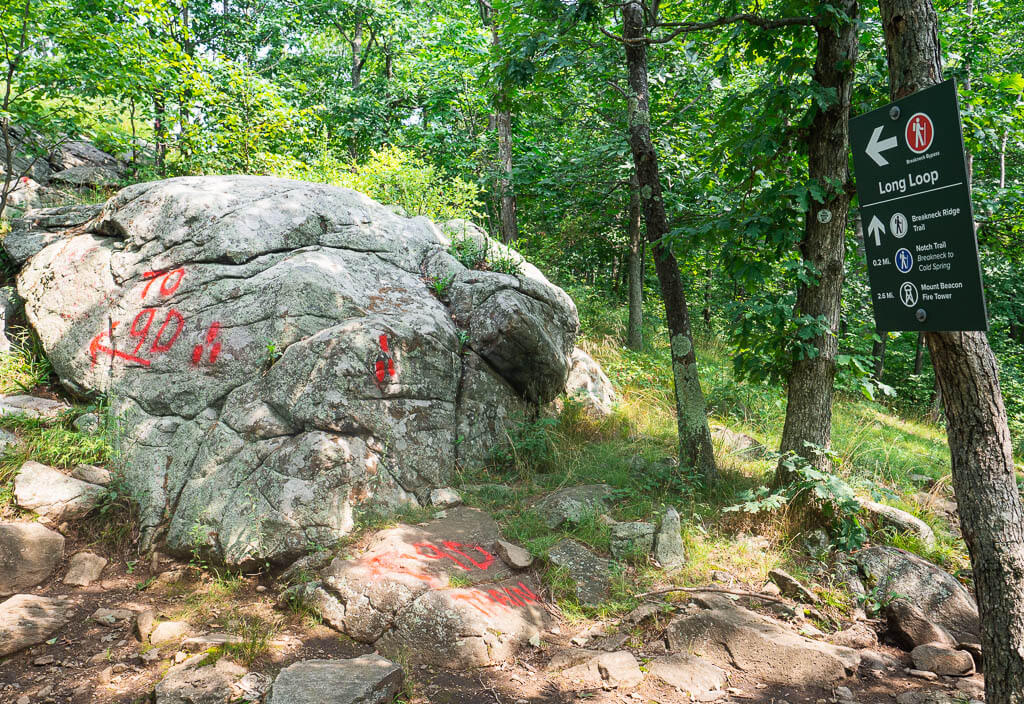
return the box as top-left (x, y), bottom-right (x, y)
top-left (374, 334), bottom-right (397, 385)
top-left (364, 539), bottom-right (541, 617)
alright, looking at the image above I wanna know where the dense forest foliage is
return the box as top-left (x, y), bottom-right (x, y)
top-left (0, 0), bottom-right (1021, 453)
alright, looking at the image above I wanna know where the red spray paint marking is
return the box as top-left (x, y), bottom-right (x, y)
top-left (150, 309), bottom-right (185, 353)
top-left (442, 541), bottom-right (495, 571)
top-left (141, 268), bottom-right (185, 299)
top-left (374, 334), bottom-right (397, 385)
top-left (89, 323), bottom-right (151, 367)
top-left (129, 309), bottom-right (156, 356)
top-left (191, 321), bottom-right (222, 366)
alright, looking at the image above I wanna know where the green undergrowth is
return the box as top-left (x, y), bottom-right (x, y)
top-left (462, 290), bottom-right (971, 620)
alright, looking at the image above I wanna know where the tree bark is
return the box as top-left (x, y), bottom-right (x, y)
top-left (492, 20), bottom-right (518, 244)
top-left (627, 171), bottom-right (644, 351)
top-left (776, 0), bottom-right (859, 483)
top-left (872, 336), bottom-right (886, 380)
top-left (879, 1), bottom-right (1024, 701)
top-left (913, 332), bottom-right (926, 375)
top-left (622, 1), bottom-right (716, 481)
top-left (350, 21), bottom-right (363, 90)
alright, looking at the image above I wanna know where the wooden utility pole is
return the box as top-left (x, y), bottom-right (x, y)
top-left (878, 1), bottom-right (1024, 701)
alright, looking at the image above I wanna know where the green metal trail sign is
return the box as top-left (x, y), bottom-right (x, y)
top-left (850, 79), bottom-right (988, 332)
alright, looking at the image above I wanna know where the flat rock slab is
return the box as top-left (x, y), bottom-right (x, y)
top-left (857, 546), bottom-right (979, 644)
top-left (0, 522), bottom-right (65, 596)
top-left (912, 643), bottom-right (975, 676)
top-left (548, 538), bottom-right (611, 606)
top-left (14, 461), bottom-right (103, 521)
top-left (666, 595), bottom-right (860, 686)
top-left (648, 653), bottom-right (727, 696)
top-left (267, 656), bottom-right (403, 704)
top-left (0, 395), bottom-right (70, 418)
top-left (151, 620), bottom-right (191, 645)
top-left (313, 507), bottom-right (549, 667)
top-left (155, 657), bottom-right (247, 704)
top-left (560, 651), bottom-right (644, 688)
top-left (533, 484), bottom-right (612, 529)
top-left (64, 551), bottom-right (108, 586)
top-left (0, 594), bottom-right (75, 657)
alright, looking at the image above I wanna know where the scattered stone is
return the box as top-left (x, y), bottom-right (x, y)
top-left (622, 603), bottom-right (661, 626)
top-left (548, 538), bottom-right (611, 606)
top-left (908, 668), bottom-right (940, 681)
top-left (561, 651), bottom-right (644, 688)
top-left (858, 499), bottom-right (937, 550)
top-left (63, 551), bottom-right (107, 586)
top-left (710, 424), bottom-right (765, 458)
top-left (762, 581), bottom-right (782, 597)
top-left (803, 529), bottom-right (831, 555)
top-left (14, 461), bottom-right (103, 521)
top-left (0, 522), bottom-right (65, 596)
top-left (494, 539), bottom-right (533, 569)
top-left (896, 691), bottom-right (956, 704)
top-left (0, 394), bottom-right (70, 419)
top-left (648, 653), bottom-right (727, 695)
top-left (0, 594), bottom-right (74, 657)
top-left (32, 655), bottom-right (54, 666)
top-left (136, 608), bottom-right (157, 642)
top-left (955, 675), bottom-right (985, 699)
top-left (885, 600), bottom-right (956, 649)
top-left (233, 672), bottom-right (273, 702)
top-left (0, 428), bottom-right (16, 452)
top-left (909, 474), bottom-right (934, 486)
top-left (155, 657), bottom-right (248, 704)
top-left (565, 347), bottom-right (618, 417)
top-left (610, 521), bottom-right (655, 560)
top-left (911, 643), bottom-right (975, 676)
top-left (182, 633), bottom-right (244, 652)
top-left (533, 484), bottom-right (612, 529)
top-left (72, 413), bottom-right (101, 435)
top-left (859, 649), bottom-right (899, 672)
top-left (429, 487), bottom-right (462, 508)
top-left (255, 584), bottom-right (267, 593)
top-left (834, 686), bottom-right (855, 702)
top-left (70, 463), bottom-right (110, 485)
top-left (829, 623), bottom-right (877, 649)
top-left (150, 621), bottom-right (191, 646)
top-left (266, 656), bottom-right (403, 704)
top-left (666, 597), bottom-right (860, 686)
top-left (857, 546), bottom-right (979, 644)
top-left (92, 607), bottom-right (136, 626)
top-left (768, 568), bottom-right (817, 603)
top-left (711, 570), bottom-right (732, 583)
top-left (653, 507), bottom-right (686, 570)
top-left (158, 569), bottom-right (184, 585)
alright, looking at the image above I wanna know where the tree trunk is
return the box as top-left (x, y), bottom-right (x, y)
top-left (872, 336), bottom-right (886, 381)
top-left (879, 1), bottom-right (1024, 700)
top-left (154, 95), bottom-right (167, 175)
top-left (492, 20), bottom-right (518, 244)
top-left (913, 332), bottom-right (926, 375)
top-left (775, 0), bottom-right (859, 483)
top-left (627, 171), bottom-right (644, 351)
top-left (622, 1), bottom-right (716, 481)
top-left (350, 21), bottom-right (363, 90)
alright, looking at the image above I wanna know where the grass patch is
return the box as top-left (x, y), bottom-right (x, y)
top-left (0, 328), bottom-right (53, 394)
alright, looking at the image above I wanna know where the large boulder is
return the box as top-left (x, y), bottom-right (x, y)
top-left (266, 657), bottom-right (403, 704)
top-left (14, 461), bottom-right (104, 521)
top-left (856, 546), bottom-right (979, 644)
top-left (0, 522), bottom-right (65, 596)
top-left (300, 507), bottom-right (550, 668)
top-left (12, 176), bottom-right (579, 566)
top-left (0, 593), bottom-right (75, 656)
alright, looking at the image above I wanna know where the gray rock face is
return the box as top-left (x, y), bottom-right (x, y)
top-left (0, 394), bottom-right (70, 418)
top-left (267, 656), bottom-right (403, 704)
top-left (150, 620), bottom-right (192, 645)
top-left (609, 521), bottom-right (654, 560)
top-left (63, 551), bottom-right (107, 586)
top-left (710, 424), bottom-right (765, 458)
top-left (548, 539), bottom-right (611, 606)
top-left (306, 508), bottom-right (549, 668)
top-left (3, 204), bottom-right (103, 265)
top-left (49, 140), bottom-right (124, 174)
top-left (647, 653), bottom-right (726, 695)
top-left (14, 176), bottom-right (579, 567)
top-left (49, 165), bottom-right (120, 187)
top-left (155, 657), bottom-right (247, 704)
top-left (565, 347), bottom-right (617, 417)
top-left (14, 461), bottom-right (103, 521)
top-left (560, 650), bottom-right (643, 688)
top-left (885, 600), bottom-right (956, 649)
top-left (0, 593), bottom-right (74, 656)
top-left (534, 484), bottom-right (612, 529)
top-left (666, 595), bottom-right (860, 686)
top-left (653, 507), bottom-right (686, 570)
top-left (0, 522), bottom-right (65, 596)
top-left (857, 546), bottom-right (979, 644)
top-left (911, 643), bottom-right (975, 676)
top-left (768, 568), bottom-right (817, 603)
top-left (71, 463), bottom-right (111, 485)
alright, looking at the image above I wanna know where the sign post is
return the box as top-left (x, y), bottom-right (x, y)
top-left (849, 79), bottom-right (987, 332)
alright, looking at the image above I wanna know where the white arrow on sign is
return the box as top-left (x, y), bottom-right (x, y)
top-left (868, 215), bottom-right (885, 246)
top-left (866, 125), bottom-right (899, 166)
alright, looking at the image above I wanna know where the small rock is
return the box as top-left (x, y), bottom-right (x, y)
top-left (911, 643), bottom-right (975, 676)
top-left (182, 633), bottom-right (244, 652)
top-left (14, 461), bottom-right (103, 521)
top-left (562, 651), bottom-right (643, 688)
top-left (710, 570), bottom-right (732, 583)
top-left (896, 692), bottom-right (958, 704)
top-left (70, 464), bottom-right (110, 485)
top-left (834, 686), bottom-right (854, 702)
top-left (0, 594), bottom-right (74, 657)
top-left (135, 608), bottom-right (157, 642)
top-left (72, 414), bottom-right (101, 435)
top-left (17, 696), bottom-right (29, 704)
top-left (886, 600), bottom-right (956, 649)
top-left (528, 633), bottom-right (541, 648)
top-left (609, 521), bottom-right (655, 560)
top-left (0, 395), bottom-right (70, 419)
top-left (533, 485), bottom-right (612, 529)
top-left (32, 655), bottom-right (54, 666)
top-left (548, 539), bottom-right (612, 606)
top-left (265, 656), bottom-right (404, 704)
top-left (156, 657), bottom-right (248, 704)
top-left (494, 539), bottom-right (533, 569)
top-left (955, 675), bottom-right (985, 699)
top-left (768, 568), bottom-right (817, 603)
top-left (909, 668), bottom-right (940, 681)
top-left (0, 522), bottom-right (65, 596)
top-left (830, 623), bottom-right (876, 649)
top-left (429, 487), bottom-right (462, 508)
top-left (653, 507), bottom-right (686, 570)
top-left (63, 551), bottom-right (108, 586)
top-left (762, 581), bottom-right (782, 596)
top-left (158, 569), bottom-right (184, 584)
top-left (622, 603), bottom-right (661, 626)
top-left (255, 585), bottom-right (267, 593)
top-left (858, 649), bottom-right (899, 672)
top-left (648, 653), bottom-right (726, 694)
top-left (149, 620), bottom-right (191, 646)
top-left (92, 608), bottom-right (136, 626)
